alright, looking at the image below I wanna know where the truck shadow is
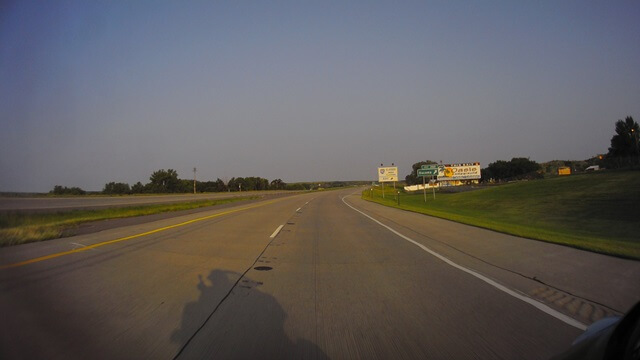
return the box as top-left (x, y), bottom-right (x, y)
top-left (171, 269), bottom-right (329, 359)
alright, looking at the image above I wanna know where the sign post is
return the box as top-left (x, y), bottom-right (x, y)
top-left (423, 175), bottom-right (426, 202)
top-left (418, 165), bottom-right (439, 202)
top-left (431, 178), bottom-right (436, 199)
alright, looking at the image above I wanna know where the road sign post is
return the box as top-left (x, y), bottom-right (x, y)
top-left (432, 178), bottom-right (436, 199)
top-left (417, 166), bottom-right (438, 203)
top-left (423, 175), bottom-right (426, 203)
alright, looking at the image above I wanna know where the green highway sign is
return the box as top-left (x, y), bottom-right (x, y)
top-left (421, 164), bottom-right (439, 170)
top-left (417, 169), bottom-right (437, 176)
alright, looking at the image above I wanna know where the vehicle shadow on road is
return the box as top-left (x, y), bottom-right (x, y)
top-left (171, 269), bottom-right (329, 359)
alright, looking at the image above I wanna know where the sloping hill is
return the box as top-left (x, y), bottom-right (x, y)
top-left (364, 171), bottom-right (640, 259)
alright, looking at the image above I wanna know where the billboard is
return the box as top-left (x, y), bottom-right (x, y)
top-left (378, 167), bottom-right (398, 182)
top-left (558, 167), bottom-right (571, 176)
top-left (437, 163), bottom-right (481, 181)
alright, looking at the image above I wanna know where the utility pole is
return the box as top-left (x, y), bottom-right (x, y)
top-left (193, 167), bottom-right (196, 194)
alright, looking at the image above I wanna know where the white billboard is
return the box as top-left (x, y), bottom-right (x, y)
top-left (437, 163), bottom-right (481, 181)
top-left (378, 167), bottom-right (398, 182)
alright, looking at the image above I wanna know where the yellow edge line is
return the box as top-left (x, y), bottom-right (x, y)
top-left (0, 199), bottom-right (280, 270)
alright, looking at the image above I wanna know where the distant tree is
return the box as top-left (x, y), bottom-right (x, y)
top-left (328, 181), bottom-right (347, 188)
top-left (481, 167), bottom-right (494, 181)
top-left (606, 116), bottom-right (639, 167)
top-left (285, 183), bottom-right (307, 190)
top-left (483, 158), bottom-right (541, 181)
top-left (227, 177), bottom-right (239, 191)
top-left (227, 177), bottom-right (269, 191)
top-left (148, 169), bottom-right (180, 193)
top-left (510, 157), bottom-right (540, 174)
top-left (214, 178), bottom-right (228, 192)
top-left (270, 179), bottom-right (286, 190)
top-left (178, 179), bottom-right (193, 193)
top-left (405, 160), bottom-right (438, 185)
top-left (103, 182), bottom-right (130, 195)
top-left (131, 182), bottom-right (145, 194)
top-left (243, 177), bottom-right (255, 190)
top-left (199, 181), bottom-right (215, 193)
top-left (51, 185), bottom-right (86, 195)
top-left (254, 177), bottom-right (269, 190)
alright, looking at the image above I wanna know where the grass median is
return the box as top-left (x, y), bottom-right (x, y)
top-left (363, 171), bottom-right (640, 260)
top-left (0, 196), bottom-right (259, 247)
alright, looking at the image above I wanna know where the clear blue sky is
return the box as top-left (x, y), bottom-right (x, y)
top-left (1, 1), bottom-right (639, 192)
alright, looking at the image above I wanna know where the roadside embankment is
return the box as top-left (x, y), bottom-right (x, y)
top-left (363, 171), bottom-right (640, 260)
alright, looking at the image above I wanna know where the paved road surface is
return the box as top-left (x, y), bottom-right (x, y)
top-left (1, 188), bottom-right (638, 359)
top-left (0, 191), bottom-right (293, 212)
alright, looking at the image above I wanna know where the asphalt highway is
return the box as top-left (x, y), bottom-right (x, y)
top-left (1, 188), bottom-right (638, 359)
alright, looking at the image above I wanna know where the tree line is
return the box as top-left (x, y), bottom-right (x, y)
top-left (51, 169), bottom-right (362, 195)
top-left (404, 116), bottom-right (638, 183)
top-left (600, 116), bottom-right (640, 169)
top-left (52, 116), bottom-right (637, 194)
top-left (100, 169), bottom-right (291, 195)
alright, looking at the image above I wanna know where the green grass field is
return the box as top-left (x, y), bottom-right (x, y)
top-left (0, 196), bottom-right (258, 247)
top-left (363, 171), bottom-right (640, 260)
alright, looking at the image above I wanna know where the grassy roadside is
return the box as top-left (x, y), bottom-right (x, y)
top-left (0, 196), bottom-right (259, 247)
top-left (362, 171), bottom-right (640, 260)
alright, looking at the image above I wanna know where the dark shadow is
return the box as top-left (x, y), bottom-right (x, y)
top-left (171, 269), bottom-right (329, 360)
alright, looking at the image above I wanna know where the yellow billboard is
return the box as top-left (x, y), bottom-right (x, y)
top-left (436, 163), bottom-right (481, 181)
top-left (378, 167), bottom-right (398, 182)
top-left (558, 167), bottom-right (571, 175)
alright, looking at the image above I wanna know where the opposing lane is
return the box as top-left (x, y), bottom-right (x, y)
top-left (1, 188), bottom-right (636, 359)
top-left (0, 191), bottom-right (294, 212)
top-left (0, 193), bottom-right (314, 359)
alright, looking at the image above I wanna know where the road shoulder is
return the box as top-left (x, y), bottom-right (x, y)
top-left (343, 193), bottom-right (640, 323)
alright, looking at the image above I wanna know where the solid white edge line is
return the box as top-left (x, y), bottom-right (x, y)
top-left (269, 225), bottom-right (285, 239)
top-left (341, 195), bottom-right (588, 331)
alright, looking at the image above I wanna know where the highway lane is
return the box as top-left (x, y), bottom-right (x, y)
top-left (0, 191), bottom-right (295, 212)
top-left (1, 188), bottom-right (637, 359)
top-left (347, 195), bottom-right (640, 318)
top-left (0, 193), bottom-right (309, 359)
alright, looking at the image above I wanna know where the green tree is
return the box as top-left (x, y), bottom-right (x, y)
top-left (131, 182), bottom-right (145, 194)
top-left (103, 182), bottom-right (130, 195)
top-left (405, 160), bottom-right (438, 185)
top-left (214, 178), bottom-right (228, 192)
top-left (484, 158), bottom-right (541, 181)
top-left (270, 179), bottom-right (286, 190)
top-left (607, 116), bottom-right (639, 166)
top-left (254, 177), bottom-right (269, 190)
top-left (51, 185), bottom-right (86, 195)
top-left (177, 179), bottom-right (194, 193)
top-left (149, 169), bottom-right (180, 193)
top-left (285, 183), bottom-right (307, 190)
top-left (227, 177), bottom-right (242, 191)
